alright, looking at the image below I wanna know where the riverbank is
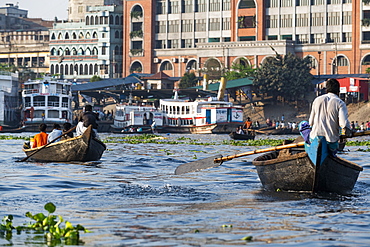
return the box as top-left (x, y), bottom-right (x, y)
top-left (243, 100), bottom-right (370, 126)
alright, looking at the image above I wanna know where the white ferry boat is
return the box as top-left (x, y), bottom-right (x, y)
top-left (112, 103), bottom-right (163, 131)
top-left (113, 94), bottom-right (244, 134)
top-left (158, 97), bottom-right (244, 134)
top-left (22, 77), bottom-right (73, 130)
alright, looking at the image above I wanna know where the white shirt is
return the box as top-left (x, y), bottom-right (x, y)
top-left (309, 93), bottom-right (350, 143)
top-left (47, 129), bottom-right (63, 143)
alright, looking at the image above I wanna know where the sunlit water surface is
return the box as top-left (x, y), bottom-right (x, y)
top-left (1, 132), bottom-right (370, 246)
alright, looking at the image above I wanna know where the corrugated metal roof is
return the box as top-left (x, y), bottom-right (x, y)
top-left (71, 78), bottom-right (128, 91)
top-left (194, 77), bottom-right (254, 91)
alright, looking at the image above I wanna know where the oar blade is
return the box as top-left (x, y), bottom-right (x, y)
top-left (175, 155), bottom-right (222, 175)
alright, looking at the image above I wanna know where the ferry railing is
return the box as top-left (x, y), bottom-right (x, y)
top-left (33, 101), bottom-right (46, 107)
top-left (47, 102), bottom-right (60, 107)
top-left (61, 102), bottom-right (69, 107)
top-left (24, 89), bottom-right (40, 94)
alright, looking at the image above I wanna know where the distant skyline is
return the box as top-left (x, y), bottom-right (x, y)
top-left (0, 0), bottom-right (68, 20)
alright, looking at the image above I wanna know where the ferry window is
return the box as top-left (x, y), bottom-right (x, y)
top-left (34, 96), bottom-right (45, 106)
top-left (177, 106), bottom-right (180, 114)
top-left (190, 119), bottom-right (193, 125)
top-left (24, 97), bottom-right (31, 107)
top-left (182, 106), bottom-right (185, 114)
top-left (49, 110), bottom-right (59, 118)
top-left (48, 96), bottom-right (59, 107)
top-left (186, 106), bottom-right (190, 114)
top-left (62, 97), bottom-right (69, 107)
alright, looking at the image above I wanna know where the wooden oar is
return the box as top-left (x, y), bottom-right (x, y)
top-left (174, 141), bottom-right (305, 175)
top-left (18, 126), bottom-right (77, 162)
top-left (352, 130), bottom-right (370, 137)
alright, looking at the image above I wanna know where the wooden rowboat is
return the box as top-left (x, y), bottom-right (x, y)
top-left (229, 131), bottom-right (255, 140)
top-left (252, 137), bottom-right (363, 195)
top-left (23, 125), bottom-right (106, 162)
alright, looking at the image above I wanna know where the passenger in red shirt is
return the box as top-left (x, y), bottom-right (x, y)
top-left (32, 123), bottom-right (48, 148)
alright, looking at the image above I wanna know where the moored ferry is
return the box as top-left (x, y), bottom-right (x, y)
top-left (159, 97), bottom-right (244, 134)
top-left (22, 77), bottom-right (73, 130)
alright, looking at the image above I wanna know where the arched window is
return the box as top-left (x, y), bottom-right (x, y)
top-left (51, 33), bottom-right (56, 40)
top-left (79, 64), bottom-right (83, 75)
top-left (60, 65), bottom-right (64, 74)
top-left (50, 64), bottom-right (54, 74)
top-left (70, 64), bottom-right (74, 75)
top-left (85, 48), bottom-right (91, 55)
top-left (160, 61), bottom-right (173, 71)
top-left (92, 32), bottom-right (98, 38)
top-left (78, 48), bottom-right (84, 55)
top-left (78, 32), bottom-right (84, 39)
top-left (130, 61), bottom-right (143, 72)
top-left (72, 32), bottom-right (77, 39)
top-left (65, 64), bottom-right (69, 75)
top-left (109, 15), bottom-right (113, 24)
top-left (94, 64), bottom-right (98, 75)
top-left (84, 64), bottom-right (88, 75)
top-left (92, 47), bottom-right (98, 55)
top-left (115, 15), bottom-right (120, 25)
top-left (55, 65), bottom-right (59, 74)
top-left (64, 48), bottom-right (70, 55)
top-left (95, 16), bottom-right (99, 25)
top-left (239, 0), bottom-right (256, 8)
top-left (57, 33), bottom-right (63, 39)
top-left (86, 16), bottom-right (90, 25)
top-left (90, 16), bottom-right (94, 25)
top-left (89, 64), bottom-right (93, 75)
top-left (115, 31), bottom-right (119, 38)
top-left (64, 33), bottom-right (69, 39)
top-left (337, 56), bottom-right (349, 66)
top-left (50, 48), bottom-right (56, 56)
top-left (86, 32), bottom-right (91, 39)
top-left (57, 48), bottom-right (63, 56)
top-left (114, 45), bottom-right (119, 55)
top-left (72, 48), bottom-right (77, 55)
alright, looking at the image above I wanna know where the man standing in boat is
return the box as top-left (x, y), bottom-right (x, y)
top-left (76, 104), bottom-right (99, 138)
top-left (308, 78), bottom-right (352, 154)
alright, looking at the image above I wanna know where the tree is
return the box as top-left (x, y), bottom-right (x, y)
top-left (90, 75), bottom-right (102, 82)
top-left (253, 52), bottom-right (313, 102)
top-left (223, 59), bottom-right (256, 81)
top-left (179, 72), bottom-right (198, 89)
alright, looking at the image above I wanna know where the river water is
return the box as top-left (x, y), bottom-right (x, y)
top-left (1, 132), bottom-right (370, 246)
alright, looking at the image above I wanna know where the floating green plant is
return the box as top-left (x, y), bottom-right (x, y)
top-left (0, 202), bottom-right (90, 245)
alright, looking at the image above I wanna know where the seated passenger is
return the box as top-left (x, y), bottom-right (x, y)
top-left (47, 123), bottom-right (63, 143)
top-left (32, 123), bottom-right (48, 148)
top-left (62, 122), bottom-right (74, 140)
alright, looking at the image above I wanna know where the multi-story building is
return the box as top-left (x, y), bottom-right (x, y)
top-left (122, 0), bottom-right (370, 80)
top-left (0, 3), bottom-right (52, 76)
top-left (0, 71), bottom-right (19, 126)
top-left (49, 2), bottom-right (123, 80)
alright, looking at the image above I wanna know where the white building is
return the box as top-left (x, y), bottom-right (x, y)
top-left (0, 72), bottom-right (19, 126)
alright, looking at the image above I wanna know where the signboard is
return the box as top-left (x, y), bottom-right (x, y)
top-left (232, 109), bottom-right (243, 122)
top-left (349, 86), bottom-right (358, 92)
top-left (215, 109), bottom-right (228, 122)
top-left (350, 78), bottom-right (355, 86)
top-left (340, 87), bottom-right (347, 93)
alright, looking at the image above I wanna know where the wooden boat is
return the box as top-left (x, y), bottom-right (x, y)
top-left (229, 131), bottom-right (255, 140)
top-left (258, 126), bottom-right (300, 135)
top-left (23, 126), bottom-right (106, 162)
top-left (252, 137), bottom-right (363, 195)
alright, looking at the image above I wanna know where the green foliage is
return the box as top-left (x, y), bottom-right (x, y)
top-left (90, 75), bottom-right (102, 82)
top-left (0, 63), bottom-right (17, 73)
top-left (253, 51), bottom-right (314, 101)
top-left (0, 202), bottom-right (90, 245)
top-left (131, 11), bottom-right (143, 19)
top-left (223, 59), bottom-right (256, 81)
top-left (130, 30), bottom-right (143, 39)
top-left (179, 72), bottom-right (198, 89)
top-left (0, 135), bottom-right (28, 140)
top-left (366, 67), bottom-right (370, 74)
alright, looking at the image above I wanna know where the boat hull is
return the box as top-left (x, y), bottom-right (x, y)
top-left (253, 149), bottom-right (362, 195)
top-left (229, 131), bottom-right (255, 140)
top-left (23, 126), bottom-right (106, 162)
top-left (159, 124), bottom-right (217, 134)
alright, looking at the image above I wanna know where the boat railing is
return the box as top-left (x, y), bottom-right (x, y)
top-left (24, 89), bottom-right (40, 94)
top-left (61, 102), bottom-right (69, 107)
top-left (33, 101), bottom-right (46, 107)
top-left (47, 102), bottom-right (60, 107)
